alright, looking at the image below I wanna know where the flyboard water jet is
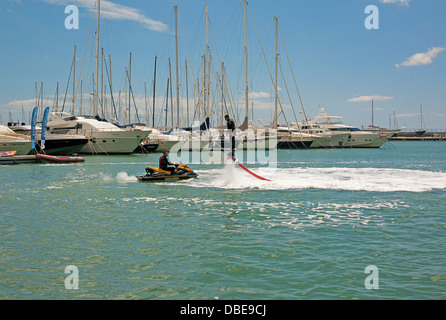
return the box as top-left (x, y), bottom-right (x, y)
top-left (228, 153), bottom-right (271, 182)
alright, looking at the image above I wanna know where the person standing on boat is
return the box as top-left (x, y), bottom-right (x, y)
top-left (225, 114), bottom-right (236, 160)
top-left (159, 151), bottom-right (177, 174)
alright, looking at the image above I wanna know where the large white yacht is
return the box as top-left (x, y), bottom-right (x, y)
top-left (47, 111), bottom-right (151, 154)
top-left (0, 124), bottom-right (31, 155)
top-left (290, 122), bottom-right (350, 148)
top-left (311, 108), bottom-right (387, 148)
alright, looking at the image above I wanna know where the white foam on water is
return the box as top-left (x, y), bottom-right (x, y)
top-left (116, 171), bottom-right (138, 183)
top-left (98, 171), bottom-right (138, 183)
top-left (98, 172), bottom-right (113, 182)
top-left (185, 166), bottom-right (446, 192)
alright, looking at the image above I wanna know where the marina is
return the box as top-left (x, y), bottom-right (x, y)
top-left (0, 0), bottom-right (445, 304)
top-left (1, 142), bottom-right (445, 300)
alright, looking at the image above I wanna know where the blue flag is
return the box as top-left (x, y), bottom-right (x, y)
top-left (41, 107), bottom-right (50, 150)
top-left (30, 107), bottom-right (38, 151)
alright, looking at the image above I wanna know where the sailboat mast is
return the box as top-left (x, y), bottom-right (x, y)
top-left (165, 77), bottom-right (169, 128)
top-left (152, 56), bottom-right (157, 128)
top-left (80, 80), bottom-right (83, 115)
top-left (221, 62), bottom-right (225, 126)
top-left (206, 3), bottom-right (210, 121)
top-left (393, 110), bottom-right (396, 129)
top-left (101, 47), bottom-right (104, 117)
top-left (185, 60), bottom-right (189, 126)
top-left (72, 45), bottom-right (76, 114)
top-left (144, 82), bottom-right (148, 125)
top-left (169, 58), bottom-right (173, 127)
top-left (124, 68), bottom-right (127, 124)
top-left (420, 104), bottom-right (423, 129)
top-left (56, 82), bottom-right (59, 110)
top-left (371, 98), bottom-right (374, 127)
top-left (273, 16), bottom-right (278, 129)
top-left (175, 6), bottom-right (180, 129)
top-left (40, 82), bottom-right (44, 115)
top-left (109, 55), bottom-right (113, 121)
top-left (128, 52), bottom-right (132, 124)
top-left (94, 0), bottom-right (100, 116)
top-left (244, 0), bottom-right (249, 124)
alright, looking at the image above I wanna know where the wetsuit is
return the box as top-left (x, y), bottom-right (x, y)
top-left (159, 155), bottom-right (175, 174)
top-left (227, 118), bottom-right (236, 158)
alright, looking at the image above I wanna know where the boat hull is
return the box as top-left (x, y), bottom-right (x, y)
top-left (277, 139), bottom-right (313, 149)
top-left (348, 136), bottom-right (387, 148)
top-left (134, 143), bottom-right (159, 153)
top-left (79, 131), bottom-right (149, 154)
top-left (37, 135), bottom-right (88, 155)
top-left (137, 173), bottom-right (197, 181)
top-left (309, 133), bottom-right (350, 148)
top-left (240, 137), bottom-right (278, 150)
top-left (151, 139), bottom-right (186, 153)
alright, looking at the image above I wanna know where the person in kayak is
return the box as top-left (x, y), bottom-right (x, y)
top-left (159, 151), bottom-right (177, 174)
top-left (225, 114), bottom-right (236, 159)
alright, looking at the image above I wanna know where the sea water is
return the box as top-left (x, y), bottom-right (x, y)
top-left (0, 141), bottom-right (445, 299)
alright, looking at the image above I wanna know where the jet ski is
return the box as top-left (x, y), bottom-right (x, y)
top-left (137, 163), bottom-right (198, 181)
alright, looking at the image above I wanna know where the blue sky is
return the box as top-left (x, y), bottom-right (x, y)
top-left (1, 0), bottom-right (445, 129)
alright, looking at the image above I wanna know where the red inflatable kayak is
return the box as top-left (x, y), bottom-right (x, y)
top-left (37, 154), bottom-right (85, 163)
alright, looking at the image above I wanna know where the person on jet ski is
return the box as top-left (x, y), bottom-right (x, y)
top-left (159, 151), bottom-right (177, 174)
top-left (225, 114), bottom-right (236, 159)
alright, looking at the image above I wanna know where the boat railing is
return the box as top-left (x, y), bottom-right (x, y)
top-left (0, 133), bottom-right (31, 141)
top-left (69, 128), bottom-right (151, 135)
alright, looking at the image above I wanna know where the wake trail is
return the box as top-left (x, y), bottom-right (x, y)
top-left (185, 166), bottom-right (446, 192)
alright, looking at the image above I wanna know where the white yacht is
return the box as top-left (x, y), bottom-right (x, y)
top-left (290, 122), bottom-right (350, 148)
top-left (144, 128), bottom-right (186, 153)
top-left (47, 112), bottom-right (151, 154)
top-left (0, 124), bottom-right (31, 155)
top-left (7, 122), bottom-right (41, 136)
top-left (311, 108), bottom-right (387, 148)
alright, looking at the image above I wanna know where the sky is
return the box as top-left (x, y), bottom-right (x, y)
top-left (0, 0), bottom-right (445, 130)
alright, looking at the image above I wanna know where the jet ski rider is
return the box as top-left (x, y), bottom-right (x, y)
top-left (159, 151), bottom-right (178, 174)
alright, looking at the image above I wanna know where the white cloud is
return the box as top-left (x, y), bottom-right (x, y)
top-left (4, 98), bottom-right (37, 112)
top-left (347, 95), bottom-right (394, 103)
top-left (250, 91), bottom-right (271, 99)
top-left (395, 113), bottom-right (420, 118)
top-left (379, 0), bottom-right (410, 6)
top-left (396, 47), bottom-right (445, 68)
top-left (41, 0), bottom-right (168, 32)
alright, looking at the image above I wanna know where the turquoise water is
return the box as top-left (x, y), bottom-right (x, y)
top-left (1, 141), bottom-right (445, 299)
